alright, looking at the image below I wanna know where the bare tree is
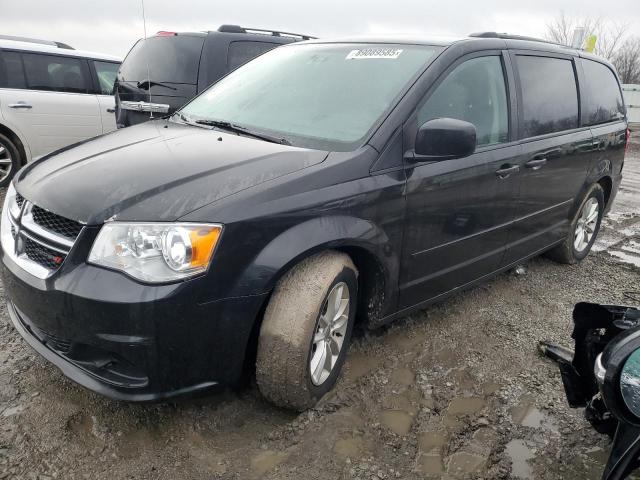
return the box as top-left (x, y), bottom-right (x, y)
top-left (613, 38), bottom-right (640, 84)
top-left (545, 12), bottom-right (629, 60)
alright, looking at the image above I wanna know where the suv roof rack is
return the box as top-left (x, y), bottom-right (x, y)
top-left (217, 25), bottom-right (315, 40)
top-left (0, 34), bottom-right (74, 50)
top-left (469, 32), bottom-right (569, 48)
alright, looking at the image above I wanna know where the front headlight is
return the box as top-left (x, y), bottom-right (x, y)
top-left (88, 223), bottom-right (222, 283)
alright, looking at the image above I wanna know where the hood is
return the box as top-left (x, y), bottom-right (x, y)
top-left (15, 121), bottom-right (328, 224)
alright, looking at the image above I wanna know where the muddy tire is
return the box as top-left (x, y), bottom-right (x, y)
top-left (546, 183), bottom-right (605, 264)
top-left (0, 133), bottom-right (21, 188)
top-left (256, 251), bottom-right (358, 411)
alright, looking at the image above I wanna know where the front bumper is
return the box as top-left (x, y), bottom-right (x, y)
top-left (2, 250), bottom-right (267, 402)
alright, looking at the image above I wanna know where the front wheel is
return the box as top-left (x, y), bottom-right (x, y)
top-left (256, 251), bottom-right (358, 411)
top-left (0, 133), bottom-right (21, 188)
top-left (546, 183), bottom-right (605, 264)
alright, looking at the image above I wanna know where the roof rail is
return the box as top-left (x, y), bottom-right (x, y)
top-left (0, 35), bottom-right (74, 50)
top-left (469, 32), bottom-right (569, 48)
top-left (217, 25), bottom-right (315, 40)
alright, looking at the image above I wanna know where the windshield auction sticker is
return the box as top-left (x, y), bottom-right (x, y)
top-left (345, 48), bottom-right (403, 60)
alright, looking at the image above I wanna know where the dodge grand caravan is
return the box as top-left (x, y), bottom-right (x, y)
top-left (1, 33), bottom-right (629, 410)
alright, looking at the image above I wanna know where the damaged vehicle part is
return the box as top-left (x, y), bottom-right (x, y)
top-left (543, 301), bottom-right (640, 479)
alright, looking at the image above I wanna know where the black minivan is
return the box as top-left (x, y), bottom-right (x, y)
top-left (2, 33), bottom-right (629, 410)
top-left (114, 25), bottom-right (312, 128)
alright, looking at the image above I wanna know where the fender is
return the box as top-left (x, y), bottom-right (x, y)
top-left (230, 214), bottom-right (400, 321)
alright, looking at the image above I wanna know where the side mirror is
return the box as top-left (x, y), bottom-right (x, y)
top-left (599, 327), bottom-right (640, 425)
top-left (597, 327), bottom-right (640, 479)
top-left (413, 118), bottom-right (477, 160)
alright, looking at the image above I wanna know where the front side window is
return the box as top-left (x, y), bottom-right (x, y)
top-left (581, 59), bottom-right (625, 125)
top-left (22, 53), bottom-right (90, 94)
top-left (517, 55), bottom-right (579, 137)
top-left (94, 61), bottom-right (119, 95)
top-left (227, 41), bottom-right (277, 71)
top-left (417, 56), bottom-right (509, 146)
top-left (180, 43), bottom-right (443, 151)
top-left (0, 51), bottom-right (26, 89)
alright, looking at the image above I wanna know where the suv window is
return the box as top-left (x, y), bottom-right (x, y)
top-left (119, 36), bottom-right (204, 84)
top-left (227, 41), bottom-right (278, 71)
top-left (0, 51), bottom-right (26, 89)
top-left (581, 59), bottom-right (625, 125)
top-left (94, 61), bottom-right (119, 95)
top-left (22, 53), bottom-right (90, 94)
top-left (417, 56), bottom-right (509, 146)
top-left (516, 55), bottom-right (579, 137)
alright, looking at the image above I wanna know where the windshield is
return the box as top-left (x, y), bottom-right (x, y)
top-left (179, 43), bottom-right (443, 151)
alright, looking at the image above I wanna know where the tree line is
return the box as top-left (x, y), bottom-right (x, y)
top-left (546, 12), bottom-right (640, 84)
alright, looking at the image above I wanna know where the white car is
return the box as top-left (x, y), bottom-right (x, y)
top-left (0, 36), bottom-right (121, 186)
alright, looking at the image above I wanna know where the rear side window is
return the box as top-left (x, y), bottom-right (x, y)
top-left (581, 59), bottom-right (625, 125)
top-left (22, 53), bottom-right (90, 93)
top-left (227, 41), bottom-right (278, 71)
top-left (516, 56), bottom-right (579, 137)
top-left (94, 61), bottom-right (119, 95)
top-left (119, 36), bottom-right (204, 84)
top-left (0, 51), bottom-right (26, 89)
top-left (417, 56), bottom-right (509, 146)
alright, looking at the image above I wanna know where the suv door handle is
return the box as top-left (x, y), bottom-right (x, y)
top-left (8, 102), bottom-right (32, 109)
top-left (525, 158), bottom-right (547, 170)
top-left (495, 164), bottom-right (520, 179)
top-left (106, 108), bottom-right (115, 113)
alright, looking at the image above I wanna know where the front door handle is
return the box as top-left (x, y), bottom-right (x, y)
top-left (525, 158), bottom-right (547, 170)
top-left (8, 102), bottom-right (32, 109)
top-left (495, 164), bottom-right (520, 179)
top-left (106, 108), bottom-right (115, 113)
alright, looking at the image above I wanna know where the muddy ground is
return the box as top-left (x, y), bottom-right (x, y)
top-left (1, 138), bottom-right (639, 480)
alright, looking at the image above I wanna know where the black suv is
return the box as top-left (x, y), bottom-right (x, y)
top-left (114, 25), bottom-right (313, 128)
top-left (2, 33), bottom-right (629, 410)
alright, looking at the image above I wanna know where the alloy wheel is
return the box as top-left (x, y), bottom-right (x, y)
top-left (574, 197), bottom-right (599, 252)
top-left (0, 141), bottom-right (13, 184)
top-left (309, 281), bottom-right (350, 386)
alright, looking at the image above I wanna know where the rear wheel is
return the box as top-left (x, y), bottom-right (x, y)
top-left (546, 184), bottom-right (604, 264)
top-left (256, 251), bottom-right (358, 411)
top-left (0, 133), bottom-right (21, 188)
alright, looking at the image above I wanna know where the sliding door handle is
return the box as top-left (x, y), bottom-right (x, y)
top-left (495, 164), bottom-right (520, 179)
top-left (525, 158), bottom-right (547, 170)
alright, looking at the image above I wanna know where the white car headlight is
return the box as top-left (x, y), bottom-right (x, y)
top-left (88, 222), bottom-right (222, 283)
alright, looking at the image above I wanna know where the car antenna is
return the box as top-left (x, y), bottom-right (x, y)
top-left (140, 0), bottom-right (153, 119)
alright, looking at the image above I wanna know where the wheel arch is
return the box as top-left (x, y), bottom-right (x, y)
top-left (0, 122), bottom-right (30, 165)
top-left (237, 215), bottom-right (400, 328)
top-left (238, 217), bottom-right (399, 379)
top-left (596, 175), bottom-right (613, 208)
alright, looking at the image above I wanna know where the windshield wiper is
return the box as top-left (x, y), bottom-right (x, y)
top-left (194, 119), bottom-right (291, 146)
top-left (137, 79), bottom-right (177, 90)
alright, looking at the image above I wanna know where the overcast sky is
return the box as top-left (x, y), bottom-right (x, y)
top-left (2, 0), bottom-right (639, 58)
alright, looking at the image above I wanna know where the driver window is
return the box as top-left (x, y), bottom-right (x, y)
top-left (417, 56), bottom-right (509, 146)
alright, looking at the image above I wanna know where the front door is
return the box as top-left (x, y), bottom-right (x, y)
top-left (399, 53), bottom-right (520, 309)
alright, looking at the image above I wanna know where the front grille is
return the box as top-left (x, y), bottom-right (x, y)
top-left (23, 236), bottom-right (66, 270)
top-left (31, 205), bottom-right (83, 240)
top-left (4, 193), bottom-right (82, 278)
